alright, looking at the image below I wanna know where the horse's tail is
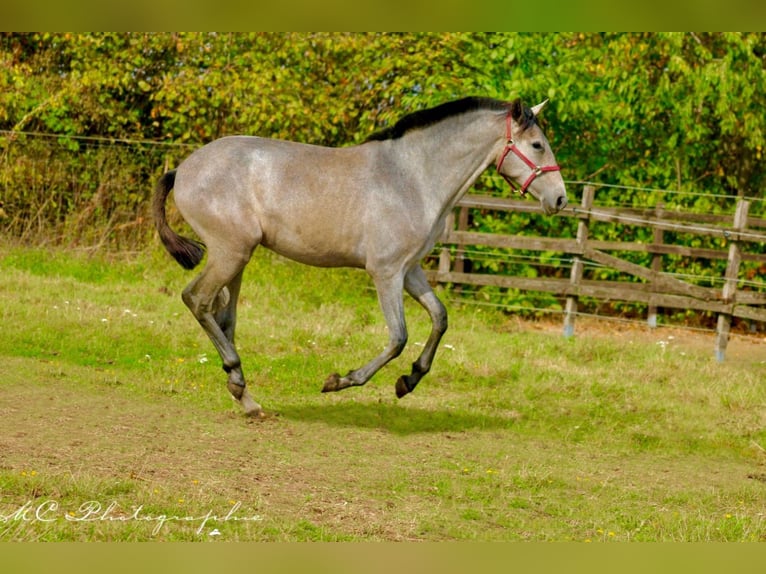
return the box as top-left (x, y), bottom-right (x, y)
top-left (152, 169), bottom-right (205, 270)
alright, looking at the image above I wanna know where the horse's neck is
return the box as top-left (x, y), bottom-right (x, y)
top-left (396, 111), bottom-right (505, 210)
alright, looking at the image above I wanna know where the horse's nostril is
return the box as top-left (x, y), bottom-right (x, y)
top-left (556, 195), bottom-right (568, 210)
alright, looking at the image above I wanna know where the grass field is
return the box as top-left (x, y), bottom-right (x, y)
top-left (1, 245), bottom-right (765, 541)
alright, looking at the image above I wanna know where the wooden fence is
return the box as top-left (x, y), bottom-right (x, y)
top-left (425, 185), bottom-right (766, 361)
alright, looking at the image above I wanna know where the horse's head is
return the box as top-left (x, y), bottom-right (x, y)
top-left (496, 99), bottom-right (568, 215)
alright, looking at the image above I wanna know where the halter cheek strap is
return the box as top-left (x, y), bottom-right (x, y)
top-left (496, 111), bottom-right (560, 195)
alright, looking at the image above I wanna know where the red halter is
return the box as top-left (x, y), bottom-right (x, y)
top-left (496, 111), bottom-right (560, 195)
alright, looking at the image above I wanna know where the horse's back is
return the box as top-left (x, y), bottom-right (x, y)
top-left (175, 135), bottom-right (372, 196)
top-left (172, 135), bottom-right (383, 268)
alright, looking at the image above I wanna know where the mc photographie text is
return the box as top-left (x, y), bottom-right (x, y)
top-left (1, 499), bottom-right (262, 536)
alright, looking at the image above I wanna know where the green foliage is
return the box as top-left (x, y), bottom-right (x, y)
top-left (4, 33), bottom-right (765, 193)
top-left (1, 32), bottom-right (475, 146)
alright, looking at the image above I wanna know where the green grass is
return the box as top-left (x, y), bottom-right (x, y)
top-left (1, 245), bottom-right (766, 541)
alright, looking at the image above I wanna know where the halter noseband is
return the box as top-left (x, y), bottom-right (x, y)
top-left (495, 110), bottom-right (560, 195)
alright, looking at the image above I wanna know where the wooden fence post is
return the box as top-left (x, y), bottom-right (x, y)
top-left (714, 198), bottom-right (750, 362)
top-left (563, 185), bottom-right (594, 337)
top-left (647, 202), bottom-right (665, 328)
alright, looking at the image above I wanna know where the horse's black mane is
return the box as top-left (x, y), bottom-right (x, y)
top-left (365, 96), bottom-right (536, 142)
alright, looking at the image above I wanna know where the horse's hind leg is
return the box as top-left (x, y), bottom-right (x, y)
top-left (212, 269), bottom-right (263, 412)
top-left (215, 269), bottom-right (243, 344)
top-left (182, 250), bottom-right (263, 417)
top-left (395, 265), bottom-right (448, 398)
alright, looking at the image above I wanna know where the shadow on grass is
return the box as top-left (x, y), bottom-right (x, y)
top-left (275, 400), bottom-right (516, 435)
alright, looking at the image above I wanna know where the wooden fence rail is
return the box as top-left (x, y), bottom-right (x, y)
top-left (426, 185), bottom-right (766, 361)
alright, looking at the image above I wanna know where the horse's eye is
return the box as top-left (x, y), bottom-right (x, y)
top-left (532, 141), bottom-right (544, 151)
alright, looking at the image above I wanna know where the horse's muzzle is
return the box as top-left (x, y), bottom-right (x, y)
top-left (542, 193), bottom-right (568, 215)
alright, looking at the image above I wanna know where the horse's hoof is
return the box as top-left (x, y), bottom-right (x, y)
top-left (237, 386), bottom-right (264, 417)
top-left (322, 373), bottom-right (342, 393)
top-left (395, 376), bottom-right (411, 398)
top-left (244, 406), bottom-right (263, 418)
top-left (244, 408), bottom-right (272, 421)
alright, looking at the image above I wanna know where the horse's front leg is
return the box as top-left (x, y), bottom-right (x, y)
top-left (322, 273), bottom-right (407, 392)
top-left (396, 265), bottom-right (448, 397)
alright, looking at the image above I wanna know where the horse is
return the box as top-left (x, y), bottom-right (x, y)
top-left (153, 96), bottom-right (567, 418)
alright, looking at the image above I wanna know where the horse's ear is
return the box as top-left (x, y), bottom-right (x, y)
top-left (531, 99), bottom-right (549, 117)
top-left (510, 99), bottom-right (524, 122)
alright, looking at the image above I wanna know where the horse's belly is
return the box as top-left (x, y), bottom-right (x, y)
top-left (261, 224), bottom-right (366, 269)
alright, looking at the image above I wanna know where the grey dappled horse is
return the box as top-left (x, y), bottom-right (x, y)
top-left (153, 97), bottom-right (567, 417)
